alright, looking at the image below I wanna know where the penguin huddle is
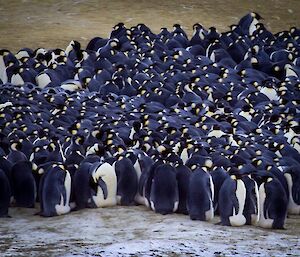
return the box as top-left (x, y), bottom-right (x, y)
top-left (0, 13), bottom-right (300, 229)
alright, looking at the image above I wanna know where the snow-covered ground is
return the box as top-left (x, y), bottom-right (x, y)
top-left (1, 206), bottom-right (299, 256)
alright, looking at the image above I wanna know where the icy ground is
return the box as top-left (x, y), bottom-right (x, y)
top-left (0, 206), bottom-right (299, 257)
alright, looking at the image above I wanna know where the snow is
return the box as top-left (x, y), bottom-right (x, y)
top-left (1, 206), bottom-right (299, 256)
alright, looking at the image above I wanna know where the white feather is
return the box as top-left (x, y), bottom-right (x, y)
top-left (11, 73), bottom-right (24, 86)
top-left (36, 73), bottom-right (51, 89)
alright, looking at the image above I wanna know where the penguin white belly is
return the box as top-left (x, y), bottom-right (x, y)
top-left (133, 160), bottom-right (144, 205)
top-left (173, 201), bottom-right (179, 213)
top-left (86, 143), bottom-right (99, 156)
top-left (36, 73), bottom-right (51, 89)
top-left (55, 194), bottom-right (71, 215)
top-left (284, 129), bottom-right (296, 144)
top-left (239, 111), bottom-right (252, 121)
top-left (229, 180), bottom-right (246, 226)
top-left (293, 142), bottom-right (300, 154)
top-left (205, 199), bottom-right (214, 221)
top-left (229, 135), bottom-right (239, 147)
top-left (150, 200), bottom-right (155, 211)
top-left (207, 130), bottom-right (225, 138)
top-left (285, 65), bottom-right (298, 77)
top-left (207, 92), bottom-right (214, 102)
top-left (209, 51), bottom-right (215, 62)
top-left (180, 148), bottom-right (189, 164)
top-left (11, 73), bottom-right (24, 86)
top-left (206, 176), bottom-right (215, 221)
top-left (61, 81), bottom-right (82, 91)
top-left (260, 87), bottom-right (279, 101)
top-left (284, 173), bottom-right (300, 215)
top-left (258, 183), bottom-right (274, 228)
top-left (134, 160), bottom-right (142, 179)
top-left (249, 18), bottom-right (258, 35)
top-left (209, 176), bottom-right (214, 201)
top-left (129, 127), bottom-right (135, 140)
top-left (64, 170), bottom-right (71, 205)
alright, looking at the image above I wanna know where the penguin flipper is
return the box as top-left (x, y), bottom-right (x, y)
top-left (98, 177), bottom-right (108, 200)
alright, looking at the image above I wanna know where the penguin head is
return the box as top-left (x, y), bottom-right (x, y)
top-left (74, 135), bottom-right (85, 146)
top-left (10, 141), bottom-right (22, 151)
top-left (132, 120), bottom-right (142, 132)
top-left (251, 12), bottom-right (263, 20)
top-left (251, 170), bottom-right (274, 186)
top-left (228, 167), bottom-right (243, 179)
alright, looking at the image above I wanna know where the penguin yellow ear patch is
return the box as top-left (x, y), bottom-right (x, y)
top-left (191, 164), bottom-right (197, 171)
top-left (59, 164), bottom-right (65, 170)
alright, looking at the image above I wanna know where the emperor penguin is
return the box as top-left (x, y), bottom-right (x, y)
top-left (150, 163), bottom-right (179, 215)
top-left (11, 161), bottom-right (36, 208)
top-left (242, 174), bottom-right (260, 225)
top-left (39, 164), bottom-right (71, 217)
top-left (114, 155), bottom-right (138, 206)
top-left (175, 163), bottom-right (191, 215)
top-left (254, 172), bottom-right (288, 229)
top-left (90, 161), bottom-right (117, 207)
top-left (284, 166), bottom-right (300, 214)
top-left (238, 12), bottom-right (262, 36)
top-left (187, 167), bottom-right (214, 221)
top-left (219, 170), bottom-right (247, 226)
top-left (73, 161), bottom-right (94, 210)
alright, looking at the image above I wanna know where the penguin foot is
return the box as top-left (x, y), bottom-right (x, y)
top-left (215, 221), bottom-right (223, 226)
